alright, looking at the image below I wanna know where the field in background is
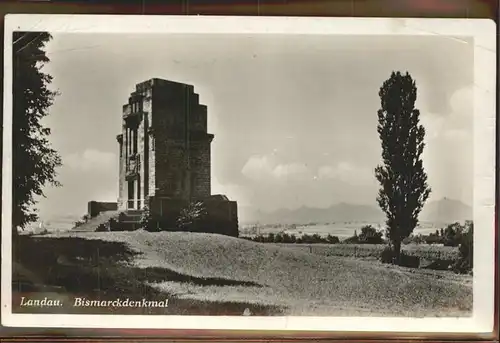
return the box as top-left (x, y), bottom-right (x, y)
top-left (27, 215), bottom-right (449, 237)
top-left (273, 243), bottom-right (459, 261)
top-left (239, 221), bottom-right (448, 240)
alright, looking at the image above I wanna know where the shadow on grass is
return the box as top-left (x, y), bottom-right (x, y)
top-left (12, 235), bottom-right (282, 316)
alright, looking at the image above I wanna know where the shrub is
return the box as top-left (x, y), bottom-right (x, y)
top-left (326, 234), bottom-right (340, 244)
top-left (73, 220), bottom-right (85, 228)
top-left (96, 223), bottom-right (108, 232)
top-left (424, 233), bottom-right (443, 245)
top-left (414, 234), bottom-right (425, 244)
top-left (453, 221), bottom-right (473, 274)
top-left (402, 234), bottom-right (425, 245)
top-left (274, 233), bottom-right (284, 243)
top-left (281, 233), bottom-right (295, 243)
top-left (177, 201), bottom-right (208, 233)
top-left (380, 246), bottom-right (420, 268)
top-left (38, 228), bottom-right (50, 235)
top-left (311, 234), bottom-right (322, 243)
top-left (442, 222), bottom-right (464, 247)
top-left (342, 229), bottom-right (359, 244)
top-left (138, 205), bottom-right (159, 232)
top-left (342, 235), bottom-right (359, 244)
top-left (73, 213), bottom-right (92, 228)
top-left (343, 226), bottom-right (383, 244)
top-left (417, 222), bottom-right (467, 246)
top-left (380, 246), bottom-right (393, 264)
top-left (268, 233), bottom-right (275, 242)
top-left (358, 225), bottom-right (384, 244)
top-left (247, 232), bottom-right (339, 245)
top-left (301, 234), bottom-right (312, 243)
top-left (301, 234), bottom-right (323, 244)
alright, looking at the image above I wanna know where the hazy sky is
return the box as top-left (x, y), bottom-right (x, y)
top-left (35, 33), bottom-right (473, 219)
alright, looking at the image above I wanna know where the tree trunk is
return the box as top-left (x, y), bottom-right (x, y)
top-left (393, 239), bottom-right (402, 265)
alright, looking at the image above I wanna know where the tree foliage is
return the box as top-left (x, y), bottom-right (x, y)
top-left (13, 32), bottom-right (61, 231)
top-left (358, 225), bottom-right (384, 244)
top-left (374, 71), bottom-right (431, 264)
top-left (454, 220), bottom-right (473, 274)
top-left (343, 225), bottom-right (384, 244)
top-left (442, 222), bottom-right (464, 247)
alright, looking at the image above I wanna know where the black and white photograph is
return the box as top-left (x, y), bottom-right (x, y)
top-left (1, 15), bottom-right (496, 332)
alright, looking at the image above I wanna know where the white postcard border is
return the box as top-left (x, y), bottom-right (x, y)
top-left (1, 15), bottom-right (496, 333)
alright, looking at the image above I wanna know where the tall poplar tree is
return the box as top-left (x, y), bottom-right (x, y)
top-left (374, 71), bottom-right (431, 264)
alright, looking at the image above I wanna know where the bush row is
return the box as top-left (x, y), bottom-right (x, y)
top-left (380, 221), bottom-right (473, 274)
top-left (245, 232), bottom-right (340, 244)
top-left (245, 225), bottom-right (384, 245)
top-left (402, 221), bottom-right (473, 247)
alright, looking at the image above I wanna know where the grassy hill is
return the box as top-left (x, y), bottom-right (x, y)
top-left (14, 230), bottom-right (472, 317)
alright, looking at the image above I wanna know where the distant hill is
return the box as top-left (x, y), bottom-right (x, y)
top-left (239, 198), bottom-right (472, 225)
top-left (420, 197), bottom-right (472, 224)
top-left (33, 197), bottom-right (471, 230)
top-left (239, 203), bottom-right (385, 225)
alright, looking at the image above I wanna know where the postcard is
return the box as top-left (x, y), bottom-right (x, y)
top-left (1, 14), bottom-right (496, 333)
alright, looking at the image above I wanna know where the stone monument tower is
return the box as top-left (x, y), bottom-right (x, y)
top-left (112, 78), bottom-right (238, 236)
top-left (116, 78), bottom-right (214, 209)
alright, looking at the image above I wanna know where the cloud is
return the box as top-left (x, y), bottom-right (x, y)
top-left (272, 163), bottom-right (310, 179)
top-left (211, 176), bottom-right (249, 204)
top-left (318, 162), bottom-right (374, 185)
top-left (241, 155), bottom-right (274, 180)
top-left (420, 85), bottom-right (473, 142)
top-left (241, 154), bottom-right (375, 189)
top-left (420, 85), bottom-right (473, 204)
top-left (449, 85), bottom-right (473, 117)
top-left (241, 154), bottom-right (311, 182)
top-left (37, 33), bottom-right (474, 214)
top-left (64, 149), bottom-right (116, 172)
top-left (420, 112), bottom-right (445, 140)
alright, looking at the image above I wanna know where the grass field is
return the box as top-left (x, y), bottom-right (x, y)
top-left (13, 230), bottom-right (472, 317)
top-left (274, 243), bottom-right (459, 261)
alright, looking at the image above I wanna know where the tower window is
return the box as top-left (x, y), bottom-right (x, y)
top-left (133, 129), bottom-right (138, 154)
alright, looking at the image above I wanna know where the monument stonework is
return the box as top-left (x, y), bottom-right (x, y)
top-left (88, 78), bottom-right (238, 236)
top-left (117, 78), bottom-right (213, 209)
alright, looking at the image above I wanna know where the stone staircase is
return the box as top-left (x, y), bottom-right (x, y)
top-left (72, 211), bottom-right (121, 232)
top-left (117, 209), bottom-right (144, 231)
top-left (71, 209), bottom-right (145, 232)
